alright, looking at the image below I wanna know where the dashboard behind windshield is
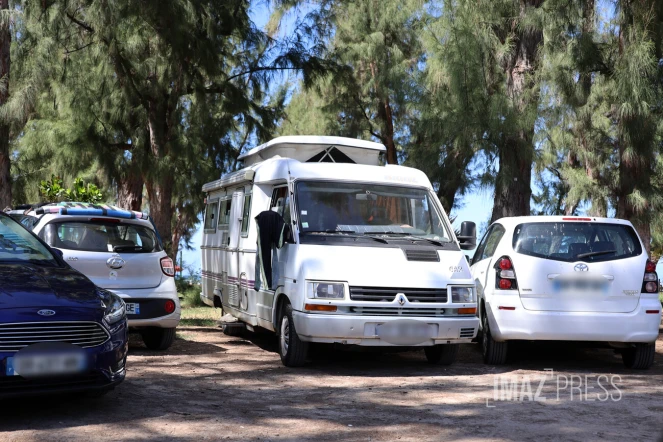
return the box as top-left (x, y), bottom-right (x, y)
top-left (295, 181), bottom-right (452, 240)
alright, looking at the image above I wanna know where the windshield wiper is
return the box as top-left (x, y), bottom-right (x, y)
top-left (113, 245), bottom-right (144, 252)
top-left (576, 249), bottom-right (617, 259)
top-left (364, 232), bottom-right (446, 246)
top-left (302, 230), bottom-right (388, 244)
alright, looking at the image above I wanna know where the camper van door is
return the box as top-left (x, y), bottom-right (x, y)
top-left (227, 188), bottom-right (245, 308)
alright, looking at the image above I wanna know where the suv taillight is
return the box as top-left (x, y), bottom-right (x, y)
top-left (642, 259), bottom-right (658, 293)
top-left (495, 256), bottom-right (518, 290)
top-left (160, 257), bottom-right (175, 277)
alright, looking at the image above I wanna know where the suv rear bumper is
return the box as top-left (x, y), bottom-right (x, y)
top-left (486, 295), bottom-right (661, 343)
top-left (292, 311), bottom-right (479, 346)
top-left (108, 278), bottom-right (180, 328)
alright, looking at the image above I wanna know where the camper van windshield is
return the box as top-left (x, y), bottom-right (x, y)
top-left (296, 181), bottom-right (451, 241)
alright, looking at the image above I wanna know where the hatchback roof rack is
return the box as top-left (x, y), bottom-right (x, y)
top-left (35, 202), bottom-right (150, 220)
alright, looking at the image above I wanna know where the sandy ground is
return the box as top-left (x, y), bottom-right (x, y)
top-left (2, 325), bottom-right (663, 442)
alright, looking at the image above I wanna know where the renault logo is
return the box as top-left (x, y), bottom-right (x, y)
top-left (106, 254), bottom-right (126, 270)
top-left (397, 294), bottom-right (406, 306)
top-left (574, 263), bottom-right (589, 272)
top-left (37, 309), bottom-right (56, 316)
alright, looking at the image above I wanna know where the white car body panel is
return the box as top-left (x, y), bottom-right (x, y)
top-left (32, 213), bottom-right (180, 329)
top-left (471, 216), bottom-right (661, 344)
top-left (202, 136), bottom-right (480, 347)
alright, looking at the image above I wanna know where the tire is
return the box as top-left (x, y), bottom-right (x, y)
top-left (142, 327), bottom-right (176, 350)
top-left (482, 310), bottom-right (507, 365)
top-left (622, 343), bottom-right (655, 369)
top-left (424, 344), bottom-right (459, 365)
top-left (278, 302), bottom-right (308, 367)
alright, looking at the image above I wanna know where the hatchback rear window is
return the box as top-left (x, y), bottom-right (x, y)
top-left (512, 222), bottom-right (642, 263)
top-left (41, 221), bottom-right (162, 253)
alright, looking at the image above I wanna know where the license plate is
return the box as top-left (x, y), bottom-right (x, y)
top-left (376, 320), bottom-right (435, 345)
top-left (7, 353), bottom-right (87, 377)
top-left (125, 303), bottom-right (140, 315)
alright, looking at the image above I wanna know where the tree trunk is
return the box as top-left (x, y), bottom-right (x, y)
top-left (0, 0), bottom-right (11, 210)
top-left (146, 103), bottom-right (174, 256)
top-left (490, 134), bottom-right (534, 223)
top-left (117, 169), bottom-right (144, 211)
top-left (379, 98), bottom-right (398, 164)
top-left (490, 0), bottom-right (543, 223)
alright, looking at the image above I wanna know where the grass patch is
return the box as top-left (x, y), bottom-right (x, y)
top-left (179, 286), bottom-right (206, 308)
top-left (180, 305), bottom-right (219, 327)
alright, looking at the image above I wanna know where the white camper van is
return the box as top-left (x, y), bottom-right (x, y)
top-left (200, 136), bottom-right (479, 367)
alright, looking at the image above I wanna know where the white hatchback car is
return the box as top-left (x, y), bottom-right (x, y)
top-left (27, 203), bottom-right (181, 350)
top-left (471, 216), bottom-right (660, 369)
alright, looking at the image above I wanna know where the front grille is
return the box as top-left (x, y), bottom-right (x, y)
top-left (0, 322), bottom-right (110, 353)
top-left (349, 287), bottom-right (448, 303)
top-left (404, 249), bottom-right (440, 262)
top-left (350, 307), bottom-right (446, 317)
top-left (460, 327), bottom-right (475, 338)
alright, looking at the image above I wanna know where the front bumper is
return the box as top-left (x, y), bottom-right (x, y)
top-left (108, 279), bottom-right (180, 328)
top-left (0, 320), bottom-right (128, 398)
top-left (292, 311), bottom-right (479, 346)
top-left (487, 295), bottom-right (661, 343)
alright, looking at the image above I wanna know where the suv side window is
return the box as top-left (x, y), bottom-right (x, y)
top-left (472, 224), bottom-right (505, 265)
top-left (482, 224), bottom-right (505, 261)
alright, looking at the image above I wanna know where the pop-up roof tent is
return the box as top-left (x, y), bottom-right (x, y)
top-left (237, 136), bottom-right (386, 166)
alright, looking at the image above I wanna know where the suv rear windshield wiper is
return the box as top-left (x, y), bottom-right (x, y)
top-left (576, 249), bottom-right (617, 259)
top-left (302, 230), bottom-right (388, 244)
top-left (364, 232), bottom-right (446, 246)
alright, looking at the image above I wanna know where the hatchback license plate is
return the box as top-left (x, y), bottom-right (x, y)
top-left (125, 303), bottom-right (140, 315)
top-left (6, 354), bottom-right (86, 377)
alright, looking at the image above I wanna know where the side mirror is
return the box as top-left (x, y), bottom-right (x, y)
top-left (51, 248), bottom-right (64, 258)
top-left (458, 221), bottom-right (477, 250)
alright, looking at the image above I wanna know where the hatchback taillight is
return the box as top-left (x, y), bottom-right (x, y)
top-left (495, 256), bottom-right (518, 290)
top-left (642, 259), bottom-right (658, 293)
top-left (160, 257), bottom-right (175, 277)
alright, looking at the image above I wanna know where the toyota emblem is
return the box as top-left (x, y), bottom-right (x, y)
top-left (106, 254), bottom-right (126, 270)
top-left (574, 263), bottom-right (589, 272)
top-left (397, 294), bottom-right (406, 306)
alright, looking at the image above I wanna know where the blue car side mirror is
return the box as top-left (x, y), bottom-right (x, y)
top-left (51, 248), bottom-right (64, 258)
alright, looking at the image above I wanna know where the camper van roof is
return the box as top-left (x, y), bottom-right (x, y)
top-left (237, 136), bottom-right (385, 166)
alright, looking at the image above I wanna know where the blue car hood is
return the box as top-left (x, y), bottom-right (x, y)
top-left (0, 264), bottom-right (102, 310)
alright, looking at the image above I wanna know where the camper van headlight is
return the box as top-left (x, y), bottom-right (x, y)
top-left (450, 286), bottom-right (476, 303)
top-left (308, 281), bottom-right (346, 299)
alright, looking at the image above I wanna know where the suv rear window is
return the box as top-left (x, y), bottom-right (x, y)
top-left (512, 222), bottom-right (642, 263)
top-left (41, 221), bottom-right (162, 253)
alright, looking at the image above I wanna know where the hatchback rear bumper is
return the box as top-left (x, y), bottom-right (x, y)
top-left (108, 278), bottom-right (180, 328)
top-left (486, 295), bottom-right (661, 343)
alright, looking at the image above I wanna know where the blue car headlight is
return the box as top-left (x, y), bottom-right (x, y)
top-left (98, 290), bottom-right (126, 325)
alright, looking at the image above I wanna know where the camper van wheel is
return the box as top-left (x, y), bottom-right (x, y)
top-left (424, 344), bottom-right (459, 365)
top-left (142, 327), bottom-right (176, 350)
top-left (279, 302), bottom-right (308, 367)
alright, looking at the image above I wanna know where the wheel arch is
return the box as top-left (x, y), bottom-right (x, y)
top-left (272, 291), bottom-right (291, 334)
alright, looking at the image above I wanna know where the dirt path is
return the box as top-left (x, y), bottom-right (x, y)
top-left (2, 327), bottom-right (663, 441)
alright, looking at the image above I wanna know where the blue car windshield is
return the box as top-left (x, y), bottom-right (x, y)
top-left (0, 215), bottom-right (56, 263)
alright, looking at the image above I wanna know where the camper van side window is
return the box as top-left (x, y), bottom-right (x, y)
top-left (204, 199), bottom-right (218, 232)
top-left (218, 198), bottom-right (231, 229)
top-left (241, 194), bottom-right (252, 236)
top-left (270, 187), bottom-right (291, 223)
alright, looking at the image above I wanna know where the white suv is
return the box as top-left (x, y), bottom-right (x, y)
top-left (471, 216), bottom-right (660, 369)
top-left (28, 203), bottom-right (181, 350)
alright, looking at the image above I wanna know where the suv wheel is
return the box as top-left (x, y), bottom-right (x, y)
top-left (142, 327), bottom-right (176, 350)
top-left (622, 343), bottom-right (655, 369)
top-left (482, 311), bottom-right (507, 365)
top-left (278, 302), bottom-right (308, 367)
top-left (424, 344), bottom-right (459, 365)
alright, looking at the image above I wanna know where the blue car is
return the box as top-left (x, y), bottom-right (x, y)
top-left (0, 212), bottom-right (128, 397)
